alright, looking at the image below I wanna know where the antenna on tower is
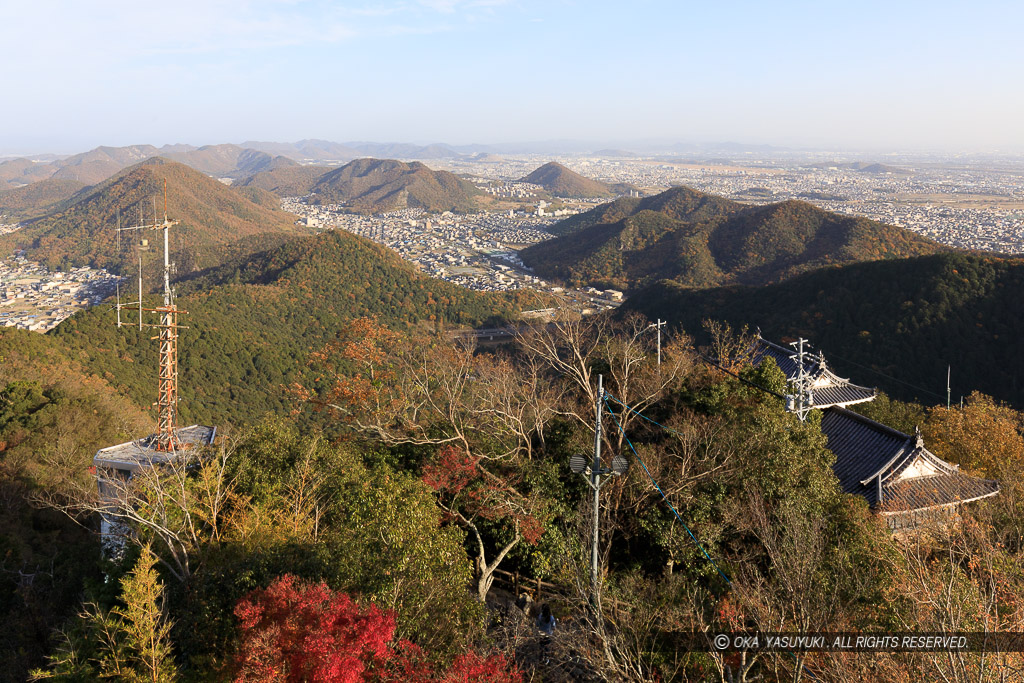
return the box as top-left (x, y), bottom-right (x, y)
top-left (115, 208), bottom-right (146, 330)
top-left (93, 180), bottom-right (216, 553)
top-left (112, 179), bottom-right (186, 452)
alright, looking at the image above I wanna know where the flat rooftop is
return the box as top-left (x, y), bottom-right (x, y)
top-left (93, 424), bottom-right (217, 472)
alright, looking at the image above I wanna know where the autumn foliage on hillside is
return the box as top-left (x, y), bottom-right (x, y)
top-left (523, 185), bottom-right (940, 290)
top-left (233, 575), bottom-right (520, 683)
top-left (0, 158), bottom-right (302, 271)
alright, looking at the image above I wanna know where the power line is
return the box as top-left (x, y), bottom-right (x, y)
top-left (605, 390), bottom-right (820, 680)
top-left (606, 393), bottom-right (686, 439)
top-left (603, 393), bottom-right (731, 585)
top-left (820, 350), bottom-right (944, 400)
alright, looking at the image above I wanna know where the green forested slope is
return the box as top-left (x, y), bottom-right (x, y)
top-left (0, 329), bottom-right (151, 680)
top-left (524, 186), bottom-right (941, 290)
top-left (51, 229), bottom-right (527, 427)
top-left (625, 251), bottom-right (1024, 406)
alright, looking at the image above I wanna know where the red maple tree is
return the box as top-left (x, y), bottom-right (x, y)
top-left (422, 446), bottom-right (545, 601)
top-left (233, 575), bottom-right (520, 682)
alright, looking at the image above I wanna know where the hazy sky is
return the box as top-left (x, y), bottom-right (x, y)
top-left (2, 0), bottom-right (1022, 154)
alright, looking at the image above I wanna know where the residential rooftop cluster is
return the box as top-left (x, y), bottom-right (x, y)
top-left (1, 252), bottom-right (118, 332)
top-left (278, 199), bottom-right (620, 311)
top-left (473, 180), bottom-right (545, 199)
top-left (432, 154), bottom-right (1024, 255)
top-left (280, 200), bottom-right (555, 291)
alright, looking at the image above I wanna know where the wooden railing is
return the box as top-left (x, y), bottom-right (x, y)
top-left (491, 568), bottom-right (565, 601)
top-left (489, 568), bottom-right (632, 614)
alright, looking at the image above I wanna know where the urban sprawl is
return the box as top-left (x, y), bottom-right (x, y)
top-left (2, 152), bottom-right (1023, 332)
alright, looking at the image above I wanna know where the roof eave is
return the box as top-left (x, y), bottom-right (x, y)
top-left (876, 487), bottom-right (1001, 515)
top-left (813, 394), bottom-right (877, 410)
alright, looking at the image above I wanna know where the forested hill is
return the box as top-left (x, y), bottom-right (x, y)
top-left (519, 161), bottom-right (620, 198)
top-left (521, 185), bottom-right (942, 291)
top-left (0, 328), bottom-right (153, 678)
top-left (0, 178), bottom-right (88, 221)
top-left (624, 251), bottom-right (1024, 407)
top-left (0, 157), bottom-right (57, 189)
top-left (52, 228), bottom-right (530, 427)
top-left (308, 158), bottom-right (480, 213)
top-left (540, 184), bottom-right (738, 237)
top-left (0, 158), bottom-right (305, 273)
top-left (235, 164), bottom-right (334, 197)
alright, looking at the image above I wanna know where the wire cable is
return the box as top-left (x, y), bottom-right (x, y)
top-left (603, 394), bottom-right (732, 585)
top-left (818, 350), bottom-right (945, 400)
top-left (604, 391), bottom-right (820, 680)
top-left (696, 354), bottom-right (787, 399)
top-left (605, 392), bottom-right (686, 438)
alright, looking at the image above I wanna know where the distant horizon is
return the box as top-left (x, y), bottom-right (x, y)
top-left (4, 136), bottom-right (1024, 162)
top-left (2, 1), bottom-right (1022, 155)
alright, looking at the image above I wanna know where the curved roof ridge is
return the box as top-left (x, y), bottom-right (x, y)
top-left (755, 335), bottom-right (797, 359)
top-left (817, 366), bottom-right (876, 393)
top-left (879, 445), bottom-right (923, 485)
top-left (829, 405), bottom-right (912, 441)
top-left (917, 446), bottom-right (959, 474)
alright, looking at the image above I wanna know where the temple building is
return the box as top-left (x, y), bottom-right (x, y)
top-left (752, 336), bottom-right (877, 409)
top-left (752, 335), bottom-right (999, 530)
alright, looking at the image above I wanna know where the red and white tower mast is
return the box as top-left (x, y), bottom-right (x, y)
top-left (115, 180), bottom-right (184, 451)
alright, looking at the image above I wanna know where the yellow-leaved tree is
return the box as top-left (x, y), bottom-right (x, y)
top-left (31, 544), bottom-right (178, 682)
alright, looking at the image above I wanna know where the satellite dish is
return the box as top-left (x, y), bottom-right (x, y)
top-left (569, 454), bottom-right (588, 474)
top-left (611, 455), bottom-right (629, 476)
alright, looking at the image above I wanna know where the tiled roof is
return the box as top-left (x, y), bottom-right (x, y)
top-left (748, 335), bottom-right (1000, 516)
top-left (821, 408), bottom-right (908, 504)
top-left (821, 407), bottom-right (998, 512)
top-left (752, 337), bottom-right (877, 409)
top-left (880, 473), bottom-right (1000, 513)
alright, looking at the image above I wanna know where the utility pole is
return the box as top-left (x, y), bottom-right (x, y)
top-left (786, 338), bottom-right (814, 422)
top-left (568, 375), bottom-right (629, 607)
top-left (590, 374), bottom-right (602, 593)
top-left (649, 318), bottom-right (666, 366)
top-left (947, 365), bottom-right (951, 410)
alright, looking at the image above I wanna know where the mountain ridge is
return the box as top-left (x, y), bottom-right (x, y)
top-left (0, 158), bottom-right (304, 272)
top-left (521, 185), bottom-right (943, 290)
top-left (309, 158), bottom-right (480, 213)
top-left (623, 251), bottom-right (1024, 407)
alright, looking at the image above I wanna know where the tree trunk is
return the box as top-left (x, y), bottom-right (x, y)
top-left (467, 518), bottom-right (521, 602)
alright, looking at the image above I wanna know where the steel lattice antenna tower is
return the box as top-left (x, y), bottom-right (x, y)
top-left (114, 180), bottom-right (184, 452)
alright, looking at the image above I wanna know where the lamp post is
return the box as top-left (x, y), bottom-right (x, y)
top-left (569, 374), bottom-right (630, 604)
